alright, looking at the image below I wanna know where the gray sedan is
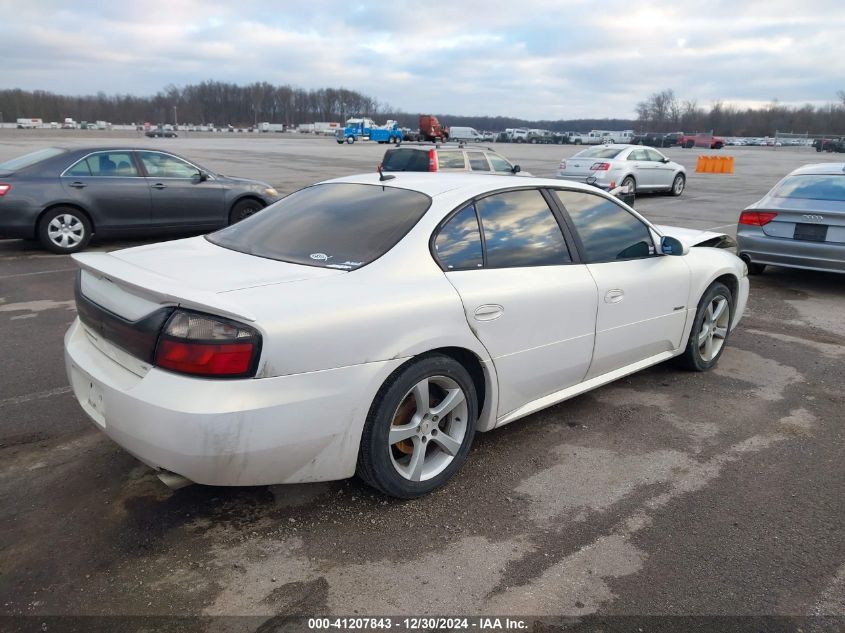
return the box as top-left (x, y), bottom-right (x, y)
top-left (736, 162), bottom-right (845, 275)
top-left (0, 147), bottom-right (281, 253)
top-left (557, 144), bottom-right (686, 196)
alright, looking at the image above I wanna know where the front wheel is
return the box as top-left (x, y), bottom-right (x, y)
top-left (670, 173), bottom-right (685, 196)
top-left (38, 207), bottom-right (92, 254)
top-left (357, 355), bottom-right (478, 498)
top-left (675, 282), bottom-right (733, 371)
top-left (346, 136), bottom-right (355, 144)
top-left (228, 198), bottom-right (264, 224)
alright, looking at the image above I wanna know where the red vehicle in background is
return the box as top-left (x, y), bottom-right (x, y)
top-left (419, 115), bottom-right (449, 142)
top-left (679, 132), bottom-right (725, 149)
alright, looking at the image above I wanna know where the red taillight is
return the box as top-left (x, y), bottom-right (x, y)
top-left (0, 184), bottom-right (11, 196)
top-left (428, 148), bottom-right (437, 171)
top-left (590, 162), bottom-right (611, 171)
top-left (154, 310), bottom-right (261, 378)
top-left (739, 211), bottom-right (778, 226)
top-left (156, 340), bottom-right (255, 376)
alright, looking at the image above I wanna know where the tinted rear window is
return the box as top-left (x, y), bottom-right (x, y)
top-left (382, 148), bottom-right (430, 171)
top-left (0, 147), bottom-right (66, 172)
top-left (772, 175), bottom-right (845, 201)
top-left (573, 147), bottom-right (623, 159)
top-left (207, 183), bottom-right (431, 270)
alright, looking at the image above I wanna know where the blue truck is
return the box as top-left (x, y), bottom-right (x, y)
top-left (336, 118), bottom-right (403, 145)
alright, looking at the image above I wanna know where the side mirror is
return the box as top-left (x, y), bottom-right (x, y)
top-left (661, 235), bottom-right (689, 256)
top-left (511, 164), bottom-right (521, 174)
top-left (194, 170), bottom-right (209, 182)
top-left (661, 157), bottom-right (670, 163)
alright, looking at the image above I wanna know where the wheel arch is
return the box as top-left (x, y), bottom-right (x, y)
top-left (229, 194), bottom-right (266, 212)
top-left (37, 202), bottom-right (95, 234)
top-left (373, 345), bottom-right (498, 434)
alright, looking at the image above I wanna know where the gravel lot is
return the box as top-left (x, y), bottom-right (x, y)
top-left (1, 130), bottom-right (843, 631)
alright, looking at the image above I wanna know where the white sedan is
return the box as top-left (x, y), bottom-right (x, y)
top-left (65, 173), bottom-right (748, 498)
top-left (557, 144), bottom-right (687, 196)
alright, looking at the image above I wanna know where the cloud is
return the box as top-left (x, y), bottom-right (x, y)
top-left (1, 0), bottom-right (843, 119)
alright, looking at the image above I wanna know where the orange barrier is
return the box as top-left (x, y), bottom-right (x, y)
top-left (696, 155), bottom-right (734, 174)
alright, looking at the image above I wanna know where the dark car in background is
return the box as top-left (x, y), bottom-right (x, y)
top-left (0, 147), bottom-right (280, 253)
top-left (736, 162), bottom-right (845, 275)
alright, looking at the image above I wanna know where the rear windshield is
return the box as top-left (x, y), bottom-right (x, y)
top-left (0, 147), bottom-right (66, 172)
top-left (207, 183), bottom-right (431, 269)
top-left (381, 148), bottom-right (430, 171)
top-left (772, 175), bottom-right (845, 201)
top-left (573, 147), bottom-right (624, 159)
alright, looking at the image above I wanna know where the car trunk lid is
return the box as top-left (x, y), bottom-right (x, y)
top-left (72, 237), bottom-right (344, 370)
top-left (755, 197), bottom-right (845, 244)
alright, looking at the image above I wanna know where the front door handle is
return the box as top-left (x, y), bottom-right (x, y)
top-left (69, 181), bottom-right (86, 189)
top-left (605, 289), bottom-right (625, 304)
top-left (474, 304), bottom-right (504, 321)
top-left (151, 183), bottom-right (167, 190)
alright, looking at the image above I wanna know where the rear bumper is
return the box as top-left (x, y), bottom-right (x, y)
top-left (736, 231), bottom-right (845, 274)
top-left (64, 318), bottom-right (404, 486)
top-left (0, 201), bottom-right (39, 239)
top-left (556, 174), bottom-right (612, 190)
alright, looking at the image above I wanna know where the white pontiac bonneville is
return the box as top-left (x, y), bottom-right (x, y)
top-left (65, 173), bottom-right (749, 498)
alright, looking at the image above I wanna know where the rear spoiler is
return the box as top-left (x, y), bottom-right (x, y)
top-left (72, 252), bottom-right (257, 322)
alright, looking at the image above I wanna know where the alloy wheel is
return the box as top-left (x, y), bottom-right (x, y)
top-left (388, 376), bottom-right (468, 482)
top-left (698, 295), bottom-right (729, 362)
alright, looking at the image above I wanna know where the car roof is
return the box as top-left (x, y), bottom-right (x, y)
top-left (322, 171), bottom-right (602, 198)
top-left (789, 163), bottom-right (845, 176)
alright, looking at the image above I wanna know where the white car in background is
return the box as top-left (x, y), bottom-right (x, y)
top-left (65, 173), bottom-right (748, 498)
top-left (558, 144), bottom-right (687, 196)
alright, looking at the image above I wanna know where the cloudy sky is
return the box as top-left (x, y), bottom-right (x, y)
top-left (2, 0), bottom-right (843, 119)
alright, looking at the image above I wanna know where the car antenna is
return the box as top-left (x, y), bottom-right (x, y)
top-left (377, 164), bottom-right (395, 182)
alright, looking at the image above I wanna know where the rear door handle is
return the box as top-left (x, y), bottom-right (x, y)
top-left (151, 183), bottom-right (167, 189)
top-left (474, 304), bottom-right (504, 321)
top-left (604, 289), bottom-right (624, 304)
top-left (69, 181), bottom-right (86, 189)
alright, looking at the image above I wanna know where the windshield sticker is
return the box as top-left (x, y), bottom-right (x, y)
top-left (309, 253), bottom-right (332, 261)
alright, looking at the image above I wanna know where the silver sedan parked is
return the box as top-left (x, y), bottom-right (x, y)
top-left (557, 144), bottom-right (686, 196)
top-left (736, 162), bottom-right (845, 275)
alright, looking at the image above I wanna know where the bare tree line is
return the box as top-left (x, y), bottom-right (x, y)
top-left (2, 81), bottom-right (844, 136)
top-left (0, 81), bottom-right (388, 127)
top-left (636, 89), bottom-right (845, 136)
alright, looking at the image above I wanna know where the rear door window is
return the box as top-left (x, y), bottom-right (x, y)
top-left (477, 189), bottom-right (571, 268)
top-left (437, 151), bottom-right (467, 170)
top-left (64, 152), bottom-right (139, 177)
top-left (207, 183), bottom-right (431, 270)
top-left (434, 206), bottom-right (483, 270)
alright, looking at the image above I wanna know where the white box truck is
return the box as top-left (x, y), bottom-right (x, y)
top-left (16, 118), bottom-right (43, 129)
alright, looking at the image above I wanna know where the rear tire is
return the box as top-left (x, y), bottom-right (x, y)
top-left (357, 355), bottom-right (478, 498)
top-left (621, 176), bottom-right (636, 195)
top-left (38, 207), bottom-right (92, 254)
top-left (675, 282), bottom-right (733, 371)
